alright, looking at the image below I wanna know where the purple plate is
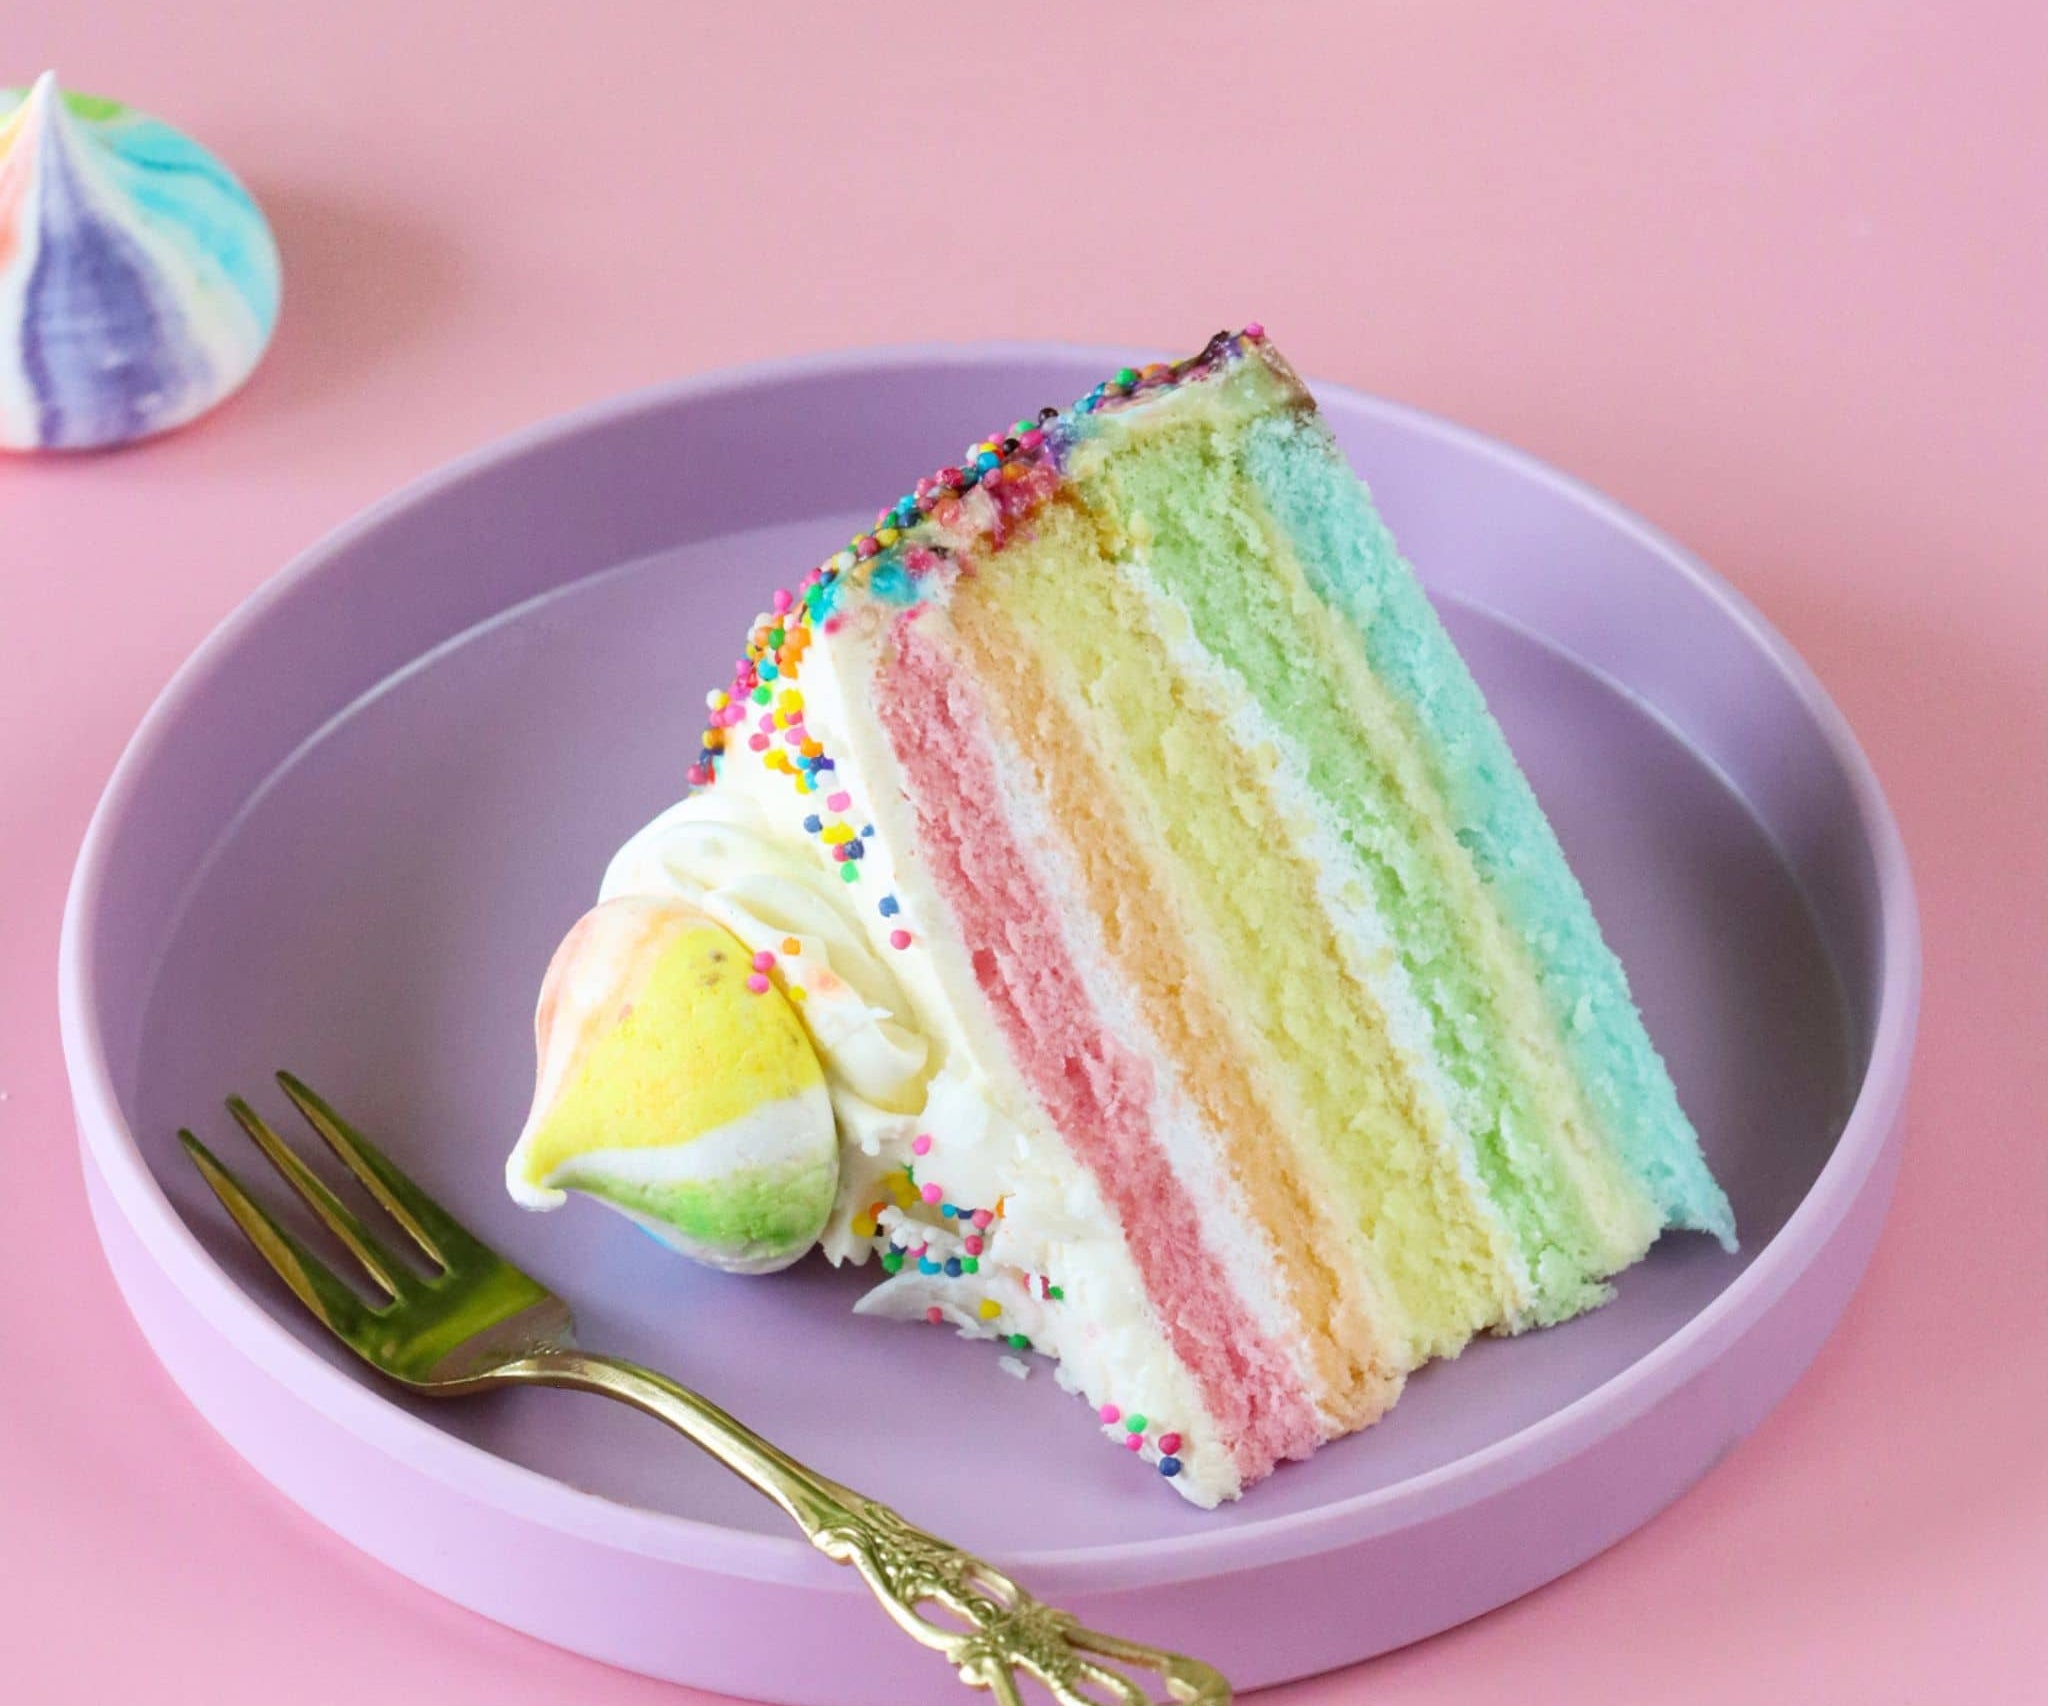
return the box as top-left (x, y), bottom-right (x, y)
top-left (59, 346), bottom-right (1919, 1701)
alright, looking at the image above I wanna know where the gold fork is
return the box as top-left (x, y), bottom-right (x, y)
top-left (180, 1072), bottom-right (1230, 1705)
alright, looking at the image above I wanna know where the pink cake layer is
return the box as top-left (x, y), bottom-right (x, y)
top-left (875, 620), bottom-right (1321, 1481)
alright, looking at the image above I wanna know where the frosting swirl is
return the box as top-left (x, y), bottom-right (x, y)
top-left (602, 792), bottom-right (930, 1115)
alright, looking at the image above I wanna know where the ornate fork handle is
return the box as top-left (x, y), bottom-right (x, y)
top-left (501, 1350), bottom-right (1230, 1704)
top-left (809, 1495), bottom-right (1229, 1706)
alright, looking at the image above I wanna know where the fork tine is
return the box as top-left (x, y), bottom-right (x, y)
top-left (274, 1072), bottom-right (486, 1269)
top-left (179, 1129), bottom-right (379, 1338)
top-left (226, 1096), bottom-right (408, 1297)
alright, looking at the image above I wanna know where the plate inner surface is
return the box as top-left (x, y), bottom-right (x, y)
top-left (130, 511), bottom-right (1852, 1554)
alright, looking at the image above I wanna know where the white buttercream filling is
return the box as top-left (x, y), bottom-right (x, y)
top-left (600, 622), bottom-right (1244, 1504)
top-left (1121, 559), bottom-right (1535, 1316)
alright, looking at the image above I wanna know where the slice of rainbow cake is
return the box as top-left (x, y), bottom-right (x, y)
top-left (508, 329), bottom-right (1735, 1506)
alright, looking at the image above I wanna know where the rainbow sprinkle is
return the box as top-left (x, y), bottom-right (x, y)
top-left (682, 331), bottom-right (1276, 929)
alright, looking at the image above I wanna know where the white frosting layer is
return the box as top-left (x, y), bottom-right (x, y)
top-left (1124, 560), bottom-right (1535, 1321)
top-left (984, 699), bottom-right (1321, 1395)
top-left (601, 622), bottom-right (1244, 1504)
top-left (602, 794), bottom-right (928, 1114)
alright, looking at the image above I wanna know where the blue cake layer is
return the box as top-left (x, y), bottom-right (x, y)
top-left (1247, 413), bottom-right (1736, 1249)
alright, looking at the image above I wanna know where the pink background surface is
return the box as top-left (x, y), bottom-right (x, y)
top-left (5, 4), bottom-right (2042, 1701)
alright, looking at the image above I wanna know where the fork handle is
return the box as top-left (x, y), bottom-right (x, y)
top-left (498, 1350), bottom-right (1230, 1705)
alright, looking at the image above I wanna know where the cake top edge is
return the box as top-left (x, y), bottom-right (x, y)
top-left (685, 327), bottom-right (1299, 787)
top-left (835, 323), bottom-right (1293, 581)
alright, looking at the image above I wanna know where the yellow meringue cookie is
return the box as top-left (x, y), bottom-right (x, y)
top-left (504, 896), bottom-right (837, 1273)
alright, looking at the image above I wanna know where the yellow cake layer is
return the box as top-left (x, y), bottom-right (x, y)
top-left (1070, 379), bottom-right (1662, 1310)
top-left (958, 498), bottom-right (1526, 1363)
top-left (948, 591), bottom-right (1406, 1429)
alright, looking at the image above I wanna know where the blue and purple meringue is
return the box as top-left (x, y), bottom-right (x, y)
top-left (0, 72), bottom-right (280, 451)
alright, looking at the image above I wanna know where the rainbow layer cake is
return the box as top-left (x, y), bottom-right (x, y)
top-left (506, 329), bottom-right (1735, 1507)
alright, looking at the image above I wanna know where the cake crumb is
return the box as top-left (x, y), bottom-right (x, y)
top-left (997, 1355), bottom-right (1031, 1381)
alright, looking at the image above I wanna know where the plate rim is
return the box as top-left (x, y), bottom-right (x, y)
top-left (59, 340), bottom-right (1922, 1592)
